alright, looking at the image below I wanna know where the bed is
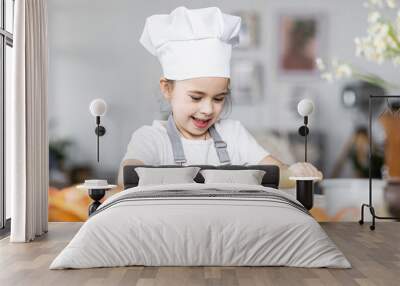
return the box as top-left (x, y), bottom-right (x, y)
top-left (50, 165), bottom-right (350, 269)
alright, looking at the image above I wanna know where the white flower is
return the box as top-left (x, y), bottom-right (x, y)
top-left (385, 34), bottom-right (397, 49)
top-left (368, 11), bottom-right (381, 23)
top-left (369, 50), bottom-right (385, 63)
top-left (369, 0), bottom-right (384, 8)
top-left (378, 23), bottom-right (389, 36)
top-left (318, 0), bottom-right (400, 88)
top-left (386, 0), bottom-right (396, 8)
top-left (334, 64), bottom-right (353, 79)
top-left (315, 58), bottom-right (325, 70)
top-left (374, 37), bottom-right (388, 53)
top-left (321, 72), bottom-right (334, 83)
top-left (355, 37), bottom-right (368, 56)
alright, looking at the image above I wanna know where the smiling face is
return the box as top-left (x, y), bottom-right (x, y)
top-left (160, 77), bottom-right (229, 140)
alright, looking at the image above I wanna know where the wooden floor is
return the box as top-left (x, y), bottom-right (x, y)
top-left (0, 222), bottom-right (399, 286)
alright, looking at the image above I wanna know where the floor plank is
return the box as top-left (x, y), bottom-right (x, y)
top-left (0, 222), bottom-right (399, 286)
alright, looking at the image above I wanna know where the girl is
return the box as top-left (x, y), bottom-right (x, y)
top-left (118, 7), bottom-right (322, 187)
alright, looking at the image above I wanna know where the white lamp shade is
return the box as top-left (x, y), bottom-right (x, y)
top-left (89, 99), bottom-right (107, 116)
top-left (297, 99), bottom-right (314, 117)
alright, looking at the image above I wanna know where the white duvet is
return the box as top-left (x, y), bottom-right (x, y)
top-left (50, 183), bottom-right (351, 269)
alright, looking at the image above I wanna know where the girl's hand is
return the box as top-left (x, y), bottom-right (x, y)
top-left (288, 162), bottom-right (323, 181)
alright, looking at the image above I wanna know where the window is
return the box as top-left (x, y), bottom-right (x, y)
top-left (1, 0), bottom-right (14, 233)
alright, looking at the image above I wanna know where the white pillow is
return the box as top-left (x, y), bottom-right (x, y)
top-left (135, 167), bottom-right (201, 186)
top-left (200, 169), bottom-right (266, 185)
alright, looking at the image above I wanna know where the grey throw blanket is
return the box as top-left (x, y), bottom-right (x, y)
top-left (91, 189), bottom-right (310, 217)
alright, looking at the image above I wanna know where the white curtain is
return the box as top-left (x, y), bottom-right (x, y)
top-left (8, 0), bottom-right (49, 242)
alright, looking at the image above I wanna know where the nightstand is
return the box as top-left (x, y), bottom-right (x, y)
top-left (290, 176), bottom-right (319, 210)
top-left (87, 188), bottom-right (112, 215)
top-left (77, 180), bottom-right (116, 215)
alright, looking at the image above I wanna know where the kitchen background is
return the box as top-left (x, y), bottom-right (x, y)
top-left (44, 0), bottom-right (400, 222)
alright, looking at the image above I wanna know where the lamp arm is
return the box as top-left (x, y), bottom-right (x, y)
top-left (304, 116), bottom-right (308, 162)
top-left (97, 116), bottom-right (100, 162)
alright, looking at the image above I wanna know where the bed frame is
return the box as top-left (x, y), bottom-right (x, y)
top-left (122, 164), bottom-right (314, 211)
top-left (123, 164), bottom-right (280, 190)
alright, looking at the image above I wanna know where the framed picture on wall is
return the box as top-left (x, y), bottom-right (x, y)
top-left (233, 11), bottom-right (260, 49)
top-left (277, 12), bottom-right (328, 79)
top-left (230, 59), bottom-right (264, 105)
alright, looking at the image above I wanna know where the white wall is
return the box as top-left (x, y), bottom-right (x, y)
top-left (48, 0), bottom-right (398, 181)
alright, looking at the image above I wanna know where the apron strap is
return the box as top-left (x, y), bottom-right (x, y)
top-left (166, 113), bottom-right (231, 165)
top-left (209, 125), bottom-right (231, 165)
top-left (166, 114), bottom-right (186, 165)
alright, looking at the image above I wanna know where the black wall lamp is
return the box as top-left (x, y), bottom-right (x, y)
top-left (297, 98), bottom-right (314, 162)
top-left (89, 99), bottom-right (107, 162)
top-left (291, 99), bottom-right (318, 210)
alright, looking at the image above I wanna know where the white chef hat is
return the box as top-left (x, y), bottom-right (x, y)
top-left (139, 7), bottom-right (241, 80)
